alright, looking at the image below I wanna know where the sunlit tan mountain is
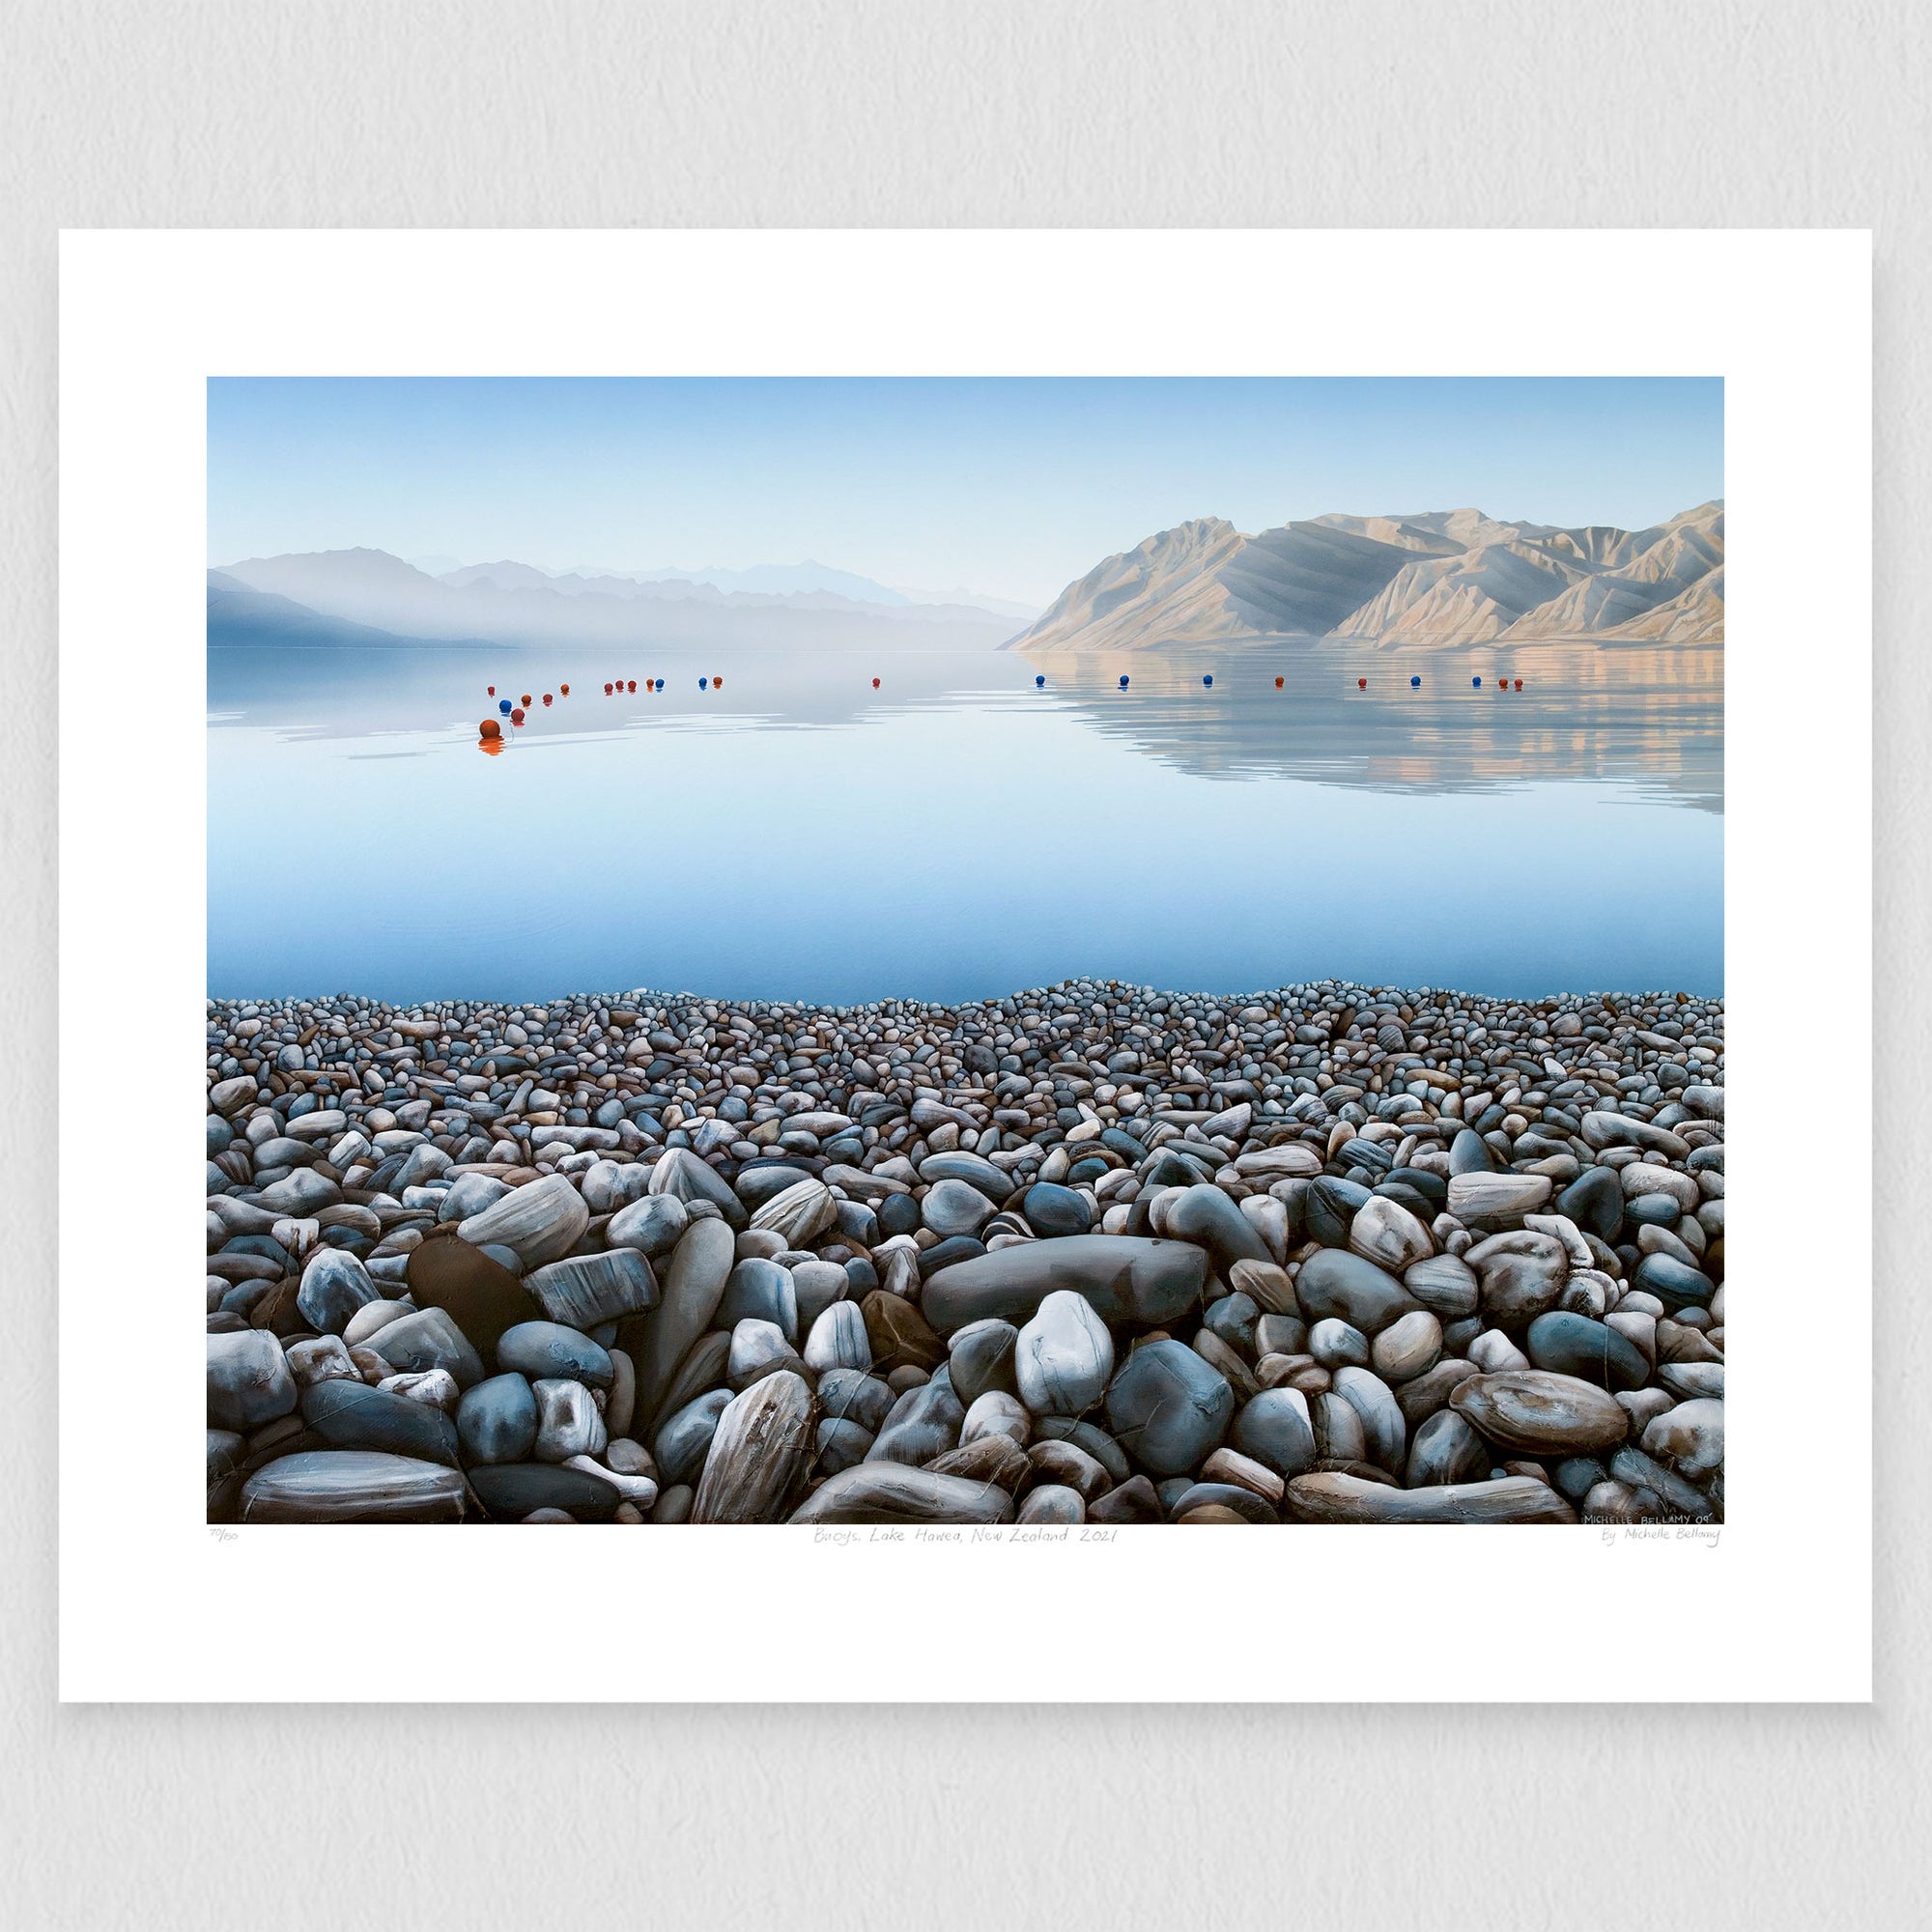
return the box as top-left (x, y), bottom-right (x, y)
top-left (1007, 500), bottom-right (1723, 652)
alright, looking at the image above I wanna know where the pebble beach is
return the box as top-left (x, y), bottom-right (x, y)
top-left (206, 976), bottom-right (1725, 1525)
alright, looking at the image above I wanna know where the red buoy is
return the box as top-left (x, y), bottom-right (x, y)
top-left (1275, 676), bottom-right (1284, 689)
top-left (542, 694), bottom-right (553, 706)
top-left (1357, 677), bottom-right (1367, 689)
top-left (510, 707), bottom-right (526, 724)
top-left (1514, 677), bottom-right (1522, 691)
top-left (627, 680), bottom-right (636, 692)
top-left (603, 682), bottom-right (612, 695)
top-left (487, 685), bottom-right (496, 696)
top-left (872, 677), bottom-right (881, 689)
top-left (478, 718), bottom-right (500, 739)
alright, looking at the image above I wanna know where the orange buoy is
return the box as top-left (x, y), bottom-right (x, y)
top-left (713, 674), bottom-right (724, 688)
top-left (521, 694), bottom-right (531, 707)
top-left (560, 682), bottom-right (570, 696)
top-left (1275, 676), bottom-right (1284, 689)
top-left (871, 677), bottom-right (881, 689)
top-left (478, 718), bottom-right (500, 739)
top-left (510, 707), bottom-right (526, 724)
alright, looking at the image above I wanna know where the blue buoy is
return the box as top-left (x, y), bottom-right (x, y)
top-left (654, 678), bottom-right (663, 691)
top-left (1472, 676), bottom-right (1482, 688)
top-left (699, 677), bottom-right (708, 690)
top-left (1203, 674), bottom-right (1213, 687)
top-left (497, 698), bottom-right (512, 715)
top-left (1119, 674), bottom-right (1129, 690)
top-left (1410, 675), bottom-right (1421, 688)
top-left (1035, 674), bottom-right (1045, 688)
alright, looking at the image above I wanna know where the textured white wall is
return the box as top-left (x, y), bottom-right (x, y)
top-left (3, 4), bottom-right (1924, 1926)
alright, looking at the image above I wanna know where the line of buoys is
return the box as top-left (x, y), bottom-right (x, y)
top-left (498, 698), bottom-right (512, 715)
top-left (478, 718), bottom-right (500, 739)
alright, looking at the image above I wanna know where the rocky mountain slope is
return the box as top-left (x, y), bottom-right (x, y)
top-left (1009, 501), bottom-right (1723, 652)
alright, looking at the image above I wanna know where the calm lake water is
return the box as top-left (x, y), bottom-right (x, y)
top-left (207, 637), bottom-right (1723, 1004)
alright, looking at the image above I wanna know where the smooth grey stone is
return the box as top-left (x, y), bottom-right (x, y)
top-left (816, 1368), bottom-right (895, 1435)
top-left (1087, 1473), bottom-right (1163, 1522)
top-left (439, 1172), bottom-right (510, 1223)
top-left (733, 1163), bottom-right (817, 1211)
top-left (207, 1329), bottom-right (298, 1432)
top-left (790, 1463), bottom-right (1017, 1524)
top-left (1294, 1248), bottom-right (1421, 1335)
top-left (1014, 1290), bottom-right (1114, 1415)
top-left (467, 1462), bottom-right (620, 1522)
top-left (816, 1417), bottom-right (874, 1475)
top-left (300, 1378), bottom-right (461, 1467)
top-left (922, 1178), bottom-right (997, 1238)
top-left (1526, 1311), bottom-right (1651, 1391)
top-left (1633, 1252), bottom-right (1718, 1312)
top-left (1232, 1387), bottom-right (1317, 1478)
top-left (631, 1215), bottom-right (736, 1425)
top-left (525, 1248), bottom-right (659, 1329)
top-left (1309, 1317), bottom-right (1370, 1370)
top-left (1607, 1444), bottom-right (1714, 1520)
top-left (654, 1388), bottom-right (734, 1487)
top-left (649, 1146), bottom-right (749, 1229)
top-left (867, 1378), bottom-right (965, 1467)
top-left (456, 1373), bottom-right (538, 1465)
top-left (1465, 1230), bottom-right (1569, 1324)
top-left (1034, 1415), bottom-right (1131, 1485)
top-left (922, 1236), bottom-right (1207, 1333)
top-left (718, 1257), bottom-right (799, 1340)
top-left (918, 1151), bottom-right (1015, 1203)
top-left (1104, 1339), bottom-right (1234, 1477)
top-left (789, 1260), bottom-right (850, 1332)
top-left (1447, 1127), bottom-right (1495, 1176)
top-left (497, 1320), bottom-right (614, 1389)
top-left (456, 1173), bottom-right (590, 1267)
top-left (1641, 1397), bottom-right (1724, 1479)
top-left (296, 1250), bottom-right (379, 1335)
top-left (255, 1170), bottom-right (342, 1216)
top-left (1170, 1481), bottom-right (1278, 1524)
top-left (241, 1450), bottom-right (471, 1522)
top-left (1304, 1176), bottom-right (1372, 1245)
top-left (947, 1319), bottom-right (1020, 1406)
top-left (748, 1177), bottom-right (836, 1246)
top-left (1311, 1390), bottom-right (1366, 1463)
top-left (1166, 1183), bottom-right (1271, 1270)
top-left (1017, 1484), bottom-right (1086, 1523)
top-left (606, 1192), bottom-right (691, 1258)
top-left (1403, 1253), bottom-right (1479, 1320)
top-left (1405, 1407), bottom-right (1490, 1486)
top-left (803, 1300), bottom-right (871, 1371)
top-left (1558, 1166), bottom-right (1625, 1242)
top-left (1021, 1182), bottom-right (1093, 1237)
top-left (1202, 1290), bottom-right (1259, 1356)
top-left (1331, 1365), bottom-right (1406, 1474)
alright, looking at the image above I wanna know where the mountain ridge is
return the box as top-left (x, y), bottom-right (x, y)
top-left (1007, 500), bottom-right (1723, 652)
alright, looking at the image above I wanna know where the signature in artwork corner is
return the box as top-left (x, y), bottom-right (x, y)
top-left (1599, 1522), bottom-right (1721, 1548)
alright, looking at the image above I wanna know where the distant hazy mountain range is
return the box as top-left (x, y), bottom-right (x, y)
top-left (1008, 501), bottom-right (1723, 653)
top-left (209, 549), bottom-right (1033, 650)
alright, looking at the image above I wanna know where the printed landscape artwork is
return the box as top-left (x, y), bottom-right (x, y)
top-left (205, 375), bottom-right (1726, 1529)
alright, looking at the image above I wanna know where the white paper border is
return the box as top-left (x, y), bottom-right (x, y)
top-left (59, 230), bottom-right (1870, 1701)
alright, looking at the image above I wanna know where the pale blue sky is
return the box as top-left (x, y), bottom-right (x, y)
top-left (208, 377), bottom-right (1722, 606)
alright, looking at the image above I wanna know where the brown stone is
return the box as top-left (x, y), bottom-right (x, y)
top-left (405, 1228), bottom-right (542, 1355)
top-left (861, 1290), bottom-right (946, 1373)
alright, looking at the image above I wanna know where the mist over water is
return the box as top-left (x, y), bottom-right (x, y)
top-left (207, 636), bottom-right (1722, 1005)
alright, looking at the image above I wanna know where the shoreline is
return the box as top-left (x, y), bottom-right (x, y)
top-left (207, 975), bottom-right (1725, 1526)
